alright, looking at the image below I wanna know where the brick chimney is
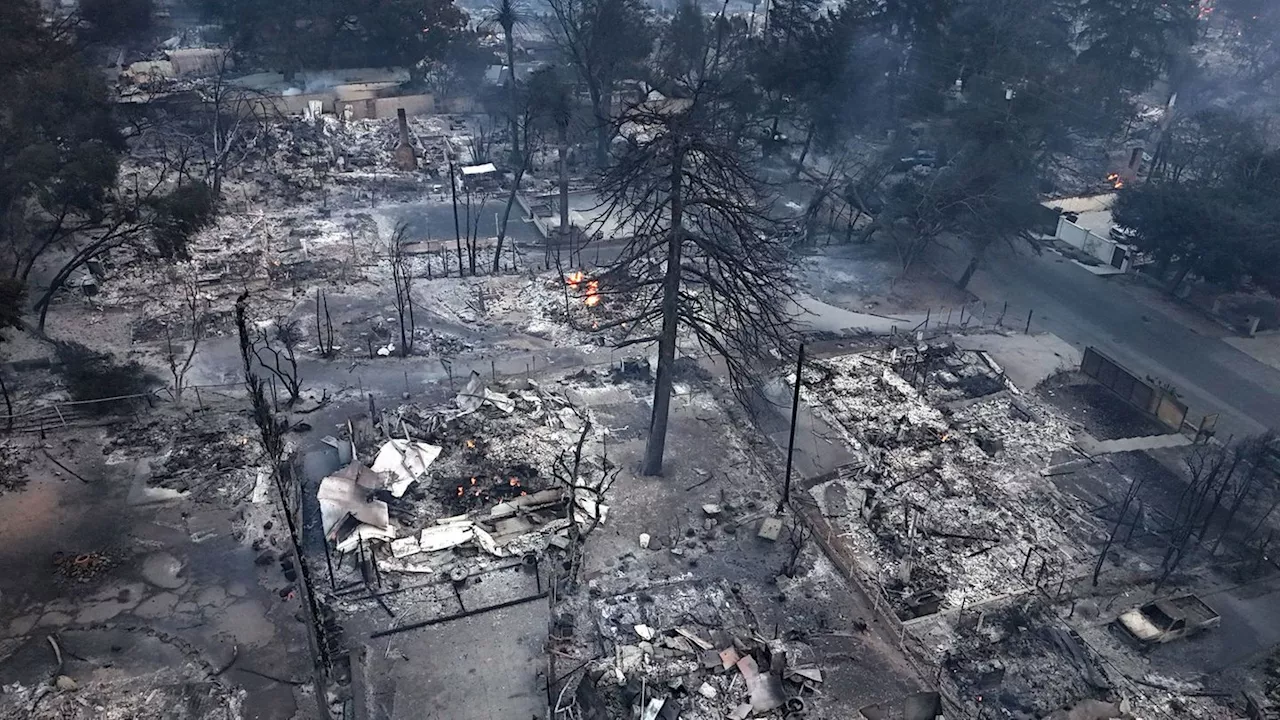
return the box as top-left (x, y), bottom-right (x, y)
top-left (394, 108), bottom-right (417, 171)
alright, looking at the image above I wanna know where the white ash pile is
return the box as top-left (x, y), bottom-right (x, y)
top-left (0, 672), bottom-right (242, 720)
top-left (555, 581), bottom-right (826, 719)
top-left (411, 270), bottom-right (640, 350)
top-left (89, 207), bottom-right (380, 338)
top-left (802, 345), bottom-right (1101, 614)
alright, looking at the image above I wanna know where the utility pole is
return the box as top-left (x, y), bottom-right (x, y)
top-left (779, 343), bottom-right (806, 513)
top-left (449, 159), bottom-right (463, 275)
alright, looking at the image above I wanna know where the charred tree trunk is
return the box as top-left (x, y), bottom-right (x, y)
top-left (505, 28), bottom-right (520, 165)
top-left (0, 373), bottom-right (11, 434)
top-left (464, 189), bottom-right (478, 276)
top-left (558, 122), bottom-right (571, 264)
top-left (450, 160), bottom-right (463, 276)
top-left (1094, 476), bottom-right (1143, 585)
top-left (642, 145), bottom-right (684, 477)
top-left (957, 254), bottom-right (981, 290)
top-left (1212, 465), bottom-right (1259, 557)
top-left (793, 124), bottom-right (814, 179)
top-left (494, 168), bottom-right (525, 273)
top-left (588, 83), bottom-right (610, 167)
top-left (1166, 263), bottom-right (1192, 296)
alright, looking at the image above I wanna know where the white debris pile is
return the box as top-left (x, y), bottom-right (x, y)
top-left (0, 671), bottom-right (242, 720)
top-left (560, 582), bottom-right (824, 720)
top-left (408, 271), bottom-right (633, 350)
top-left (802, 347), bottom-right (1099, 612)
top-left (88, 205), bottom-right (378, 334)
top-left (324, 372), bottom-right (611, 573)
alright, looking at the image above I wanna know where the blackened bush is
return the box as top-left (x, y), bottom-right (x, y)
top-left (55, 341), bottom-right (154, 413)
top-left (149, 181), bottom-right (218, 260)
top-left (79, 0), bottom-right (154, 43)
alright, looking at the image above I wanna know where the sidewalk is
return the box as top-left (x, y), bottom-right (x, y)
top-left (791, 295), bottom-right (927, 335)
top-left (1224, 334), bottom-right (1280, 373)
top-left (1076, 431), bottom-right (1192, 456)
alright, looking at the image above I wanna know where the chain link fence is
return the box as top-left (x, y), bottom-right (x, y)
top-left (0, 381), bottom-right (246, 434)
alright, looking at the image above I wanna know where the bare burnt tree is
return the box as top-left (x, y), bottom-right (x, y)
top-left (783, 518), bottom-right (811, 577)
top-left (796, 151), bottom-right (852, 246)
top-left (553, 417), bottom-right (620, 580)
top-left (388, 224), bottom-right (416, 357)
top-left (314, 288), bottom-right (335, 358)
top-left (1210, 433), bottom-right (1276, 556)
top-left (482, 0), bottom-right (528, 165)
top-left (202, 51), bottom-right (264, 197)
top-left (164, 274), bottom-right (208, 402)
top-left (253, 317), bottom-right (305, 405)
top-left (493, 83), bottom-right (540, 272)
top-left (594, 10), bottom-right (795, 475)
top-left (843, 153), bottom-right (896, 236)
top-left (546, 0), bottom-right (653, 166)
top-left (235, 292), bottom-right (287, 464)
top-left (1155, 443), bottom-right (1244, 592)
top-left (0, 371), bottom-right (11, 434)
top-left (1092, 471), bottom-right (1147, 586)
top-left (529, 67), bottom-right (575, 265)
top-left (29, 144), bottom-right (207, 332)
top-left (460, 184), bottom-right (488, 274)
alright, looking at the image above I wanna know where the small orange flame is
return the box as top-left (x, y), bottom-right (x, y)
top-left (470, 477), bottom-right (477, 485)
top-left (509, 477), bottom-right (521, 487)
top-left (1106, 172), bottom-right (1124, 189)
top-left (457, 486), bottom-right (464, 496)
top-left (584, 280), bottom-right (600, 307)
top-left (466, 439), bottom-right (476, 449)
top-left (565, 271), bottom-right (584, 290)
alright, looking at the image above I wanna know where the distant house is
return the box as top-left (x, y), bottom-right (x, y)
top-left (482, 62), bottom-right (547, 87)
top-left (1042, 194), bottom-right (1135, 272)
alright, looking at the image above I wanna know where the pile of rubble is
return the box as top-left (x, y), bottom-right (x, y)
top-left (0, 444), bottom-right (29, 495)
top-left (413, 271), bottom-right (638, 350)
top-left (557, 581), bottom-right (829, 720)
top-left (801, 345), bottom-right (1099, 613)
top-left (318, 372), bottom-right (610, 578)
top-left (0, 674), bottom-right (240, 720)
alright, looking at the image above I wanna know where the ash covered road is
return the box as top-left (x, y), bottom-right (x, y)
top-left (963, 243), bottom-right (1280, 440)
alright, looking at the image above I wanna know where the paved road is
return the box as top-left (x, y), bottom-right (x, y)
top-left (963, 244), bottom-right (1280, 440)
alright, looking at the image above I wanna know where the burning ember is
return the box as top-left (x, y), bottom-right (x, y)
top-left (565, 271), bottom-right (602, 307)
top-left (466, 439), bottom-right (476, 449)
top-left (447, 471), bottom-right (535, 509)
top-left (1106, 172), bottom-right (1124, 189)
